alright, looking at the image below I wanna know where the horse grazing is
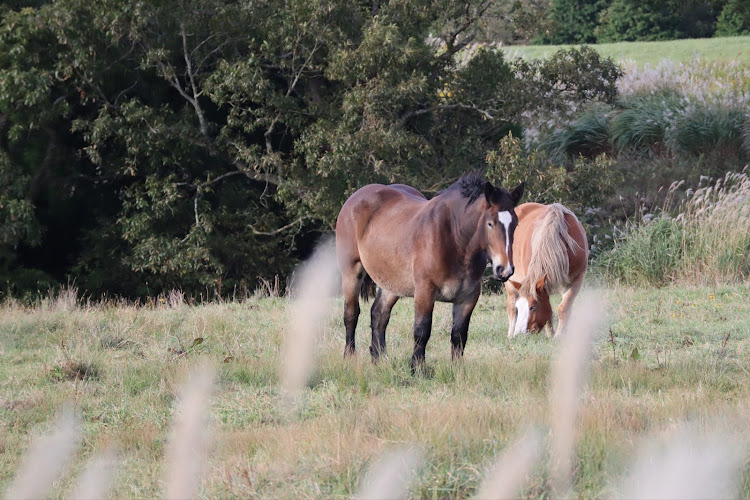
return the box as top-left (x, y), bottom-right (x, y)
top-left (336, 173), bottom-right (524, 372)
top-left (504, 202), bottom-right (588, 338)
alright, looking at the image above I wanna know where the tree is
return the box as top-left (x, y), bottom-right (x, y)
top-left (595, 0), bottom-right (725, 42)
top-left (716, 0), bottom-right (750, 36)
top-left (0, 0), bottom-right (622, 299)
top-left (547, 0), bottom-right (611, 44)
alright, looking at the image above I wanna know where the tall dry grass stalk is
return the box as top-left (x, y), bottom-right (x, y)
top-left (474, 429), bottom-right (543, 500)
top-left (549, 291), bottom-right (606, 497)
top-left (355, 447), bottom-right (424, 500)
top-left (4, 408), bottom-right (79, 500)
top-left (163, 363), bottom-right (216, 500)
top-left (40, 285), bottom-right (79, 312)
top-left (676, 169), bottom-right (750, 281)
top-left (280, 238), bottom-right (339, 403)
top-left (601, 169), bottom-right (750, 285)
top-left (69, 450), bottom-right (118, 500)
top-left (619, 425), bottom-right (745, 499)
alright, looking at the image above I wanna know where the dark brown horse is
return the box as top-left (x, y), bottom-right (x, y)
top-left (335, 173), bottom-right (524, 372)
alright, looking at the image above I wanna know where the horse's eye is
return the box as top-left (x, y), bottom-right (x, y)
top-left (487, 222), bottom-right (493, 228)
top-left (530, 306), bottom-right (536, 312)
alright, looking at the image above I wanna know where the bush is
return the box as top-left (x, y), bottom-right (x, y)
top-left (486, 132), bottom-right (617, 212)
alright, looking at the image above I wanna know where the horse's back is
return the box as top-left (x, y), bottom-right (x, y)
top-left (336, 183), bottom-right (426, 238)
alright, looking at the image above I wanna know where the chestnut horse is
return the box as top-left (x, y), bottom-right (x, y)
top-left (504, 203), bottom-right (588, 338)
top-left (336, 173), bottom-right (524, 372)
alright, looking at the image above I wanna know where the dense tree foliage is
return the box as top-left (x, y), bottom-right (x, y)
top-left (716, 0), bottom-right (750, 36)
top-left (1, 0), bottom-right (624, 299)
top-left (547, 0), bottom-right (609, 44)
top-left (542, 0), bottom-right (732, 44)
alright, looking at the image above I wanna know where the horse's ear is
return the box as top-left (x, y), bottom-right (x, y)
top-left (535, 274), bottom-right (546, 292)
top-left (511, 181), bottom-right (525, 206)
top-left (507, 279), bottom-right (521, 291)
top-left (484, 181), bottom-right (494, 203)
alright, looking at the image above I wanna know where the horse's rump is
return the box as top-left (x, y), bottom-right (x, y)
top-left (524, 203), bottom-right (584, 298)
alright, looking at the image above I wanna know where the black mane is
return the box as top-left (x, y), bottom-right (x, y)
top-left (442, 171), bottom-right (486, 203)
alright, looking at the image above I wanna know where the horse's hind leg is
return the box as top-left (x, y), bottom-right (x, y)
top-left (554, 275), bottom-right (583, 338)
top-left (370, 288), bottom-right (399, 361)
top-left (451, 287), bottom-right (480, 360)
top-left (341, 263), bottom-right (364, 356)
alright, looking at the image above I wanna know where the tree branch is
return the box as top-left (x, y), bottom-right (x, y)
top-left (181, 25), bottom-right (209, 138)
top-left (439, 0), bottom-right (492, 61)
top-left (399, 102), bottom-right (496, 125)
top-left (249, 215), bottom-right (313, 236)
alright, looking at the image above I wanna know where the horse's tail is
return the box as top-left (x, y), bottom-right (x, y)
top-left (360, 272), bottom-right (376, 302)
top-left (527, 204), bottom-right (582, 297)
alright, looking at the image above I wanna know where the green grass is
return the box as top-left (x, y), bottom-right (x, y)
top-left (1, 285), bottom-right (750, 498)
top-left (501, 36), bottom-right (750, 67)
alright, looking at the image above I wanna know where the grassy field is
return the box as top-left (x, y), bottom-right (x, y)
top-left (501, 35), bottom-right (750, 67)
top-left (1, 281), bottom-right (749, 498)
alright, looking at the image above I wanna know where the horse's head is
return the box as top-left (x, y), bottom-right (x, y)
top-left (507, 276), bottom-right (553, 335)
top-left (482, 181), bottom-right (524, 281)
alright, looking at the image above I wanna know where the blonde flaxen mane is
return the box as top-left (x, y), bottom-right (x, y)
top-left (522, 204), bottom-right (582, 300)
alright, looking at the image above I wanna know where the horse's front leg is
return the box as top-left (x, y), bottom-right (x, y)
top-left (505, 284), bottom-right (517, 338)
top-left (411, 285), bottom-right (435, 374)
top-left (451, 287), bottom-right (480, 360)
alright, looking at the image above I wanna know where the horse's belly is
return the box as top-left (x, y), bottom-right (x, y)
top-left (437, 278), bottom-right (478, 303)
top-left (360, 252), bottom-right (415, 297)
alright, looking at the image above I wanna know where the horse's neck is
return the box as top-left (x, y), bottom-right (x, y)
top-left (446, 196), bottom-right (485, 258)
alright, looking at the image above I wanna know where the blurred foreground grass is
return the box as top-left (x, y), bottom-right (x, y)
top-left (1, 283), bottom-right (749, 498)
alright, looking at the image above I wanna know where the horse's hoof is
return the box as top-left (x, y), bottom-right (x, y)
top-left (343, 346), bottom-right (356, 358)
top-left (410, 359), bottom-right (433, 377)
top-left (369, 345), bottom-right (386, 363)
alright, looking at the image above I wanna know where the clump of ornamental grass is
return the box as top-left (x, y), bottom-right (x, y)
top-left (541, 105), bottom-right (612, 163)
top-left (598, 169), bottom-right (750, 285)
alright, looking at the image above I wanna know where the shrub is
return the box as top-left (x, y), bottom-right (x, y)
top-left (486, 132), bottom-right (617, 212)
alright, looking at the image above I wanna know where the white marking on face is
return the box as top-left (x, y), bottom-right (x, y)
top-left (514, 296), bottom-right (529, 337)
top-left (497, 211), bottom-right (512, 272)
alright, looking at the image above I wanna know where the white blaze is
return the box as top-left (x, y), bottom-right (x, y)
top-left (496, 211), bottom-right (512, 273)
top-left (514, 297), bottom-right (529, 337)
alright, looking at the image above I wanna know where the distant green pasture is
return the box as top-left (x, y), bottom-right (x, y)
top-left (501, 36), bottom-right (750, 67)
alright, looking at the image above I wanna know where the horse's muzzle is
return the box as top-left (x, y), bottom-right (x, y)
top-left (493, 265), bottom-right (514, 282)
